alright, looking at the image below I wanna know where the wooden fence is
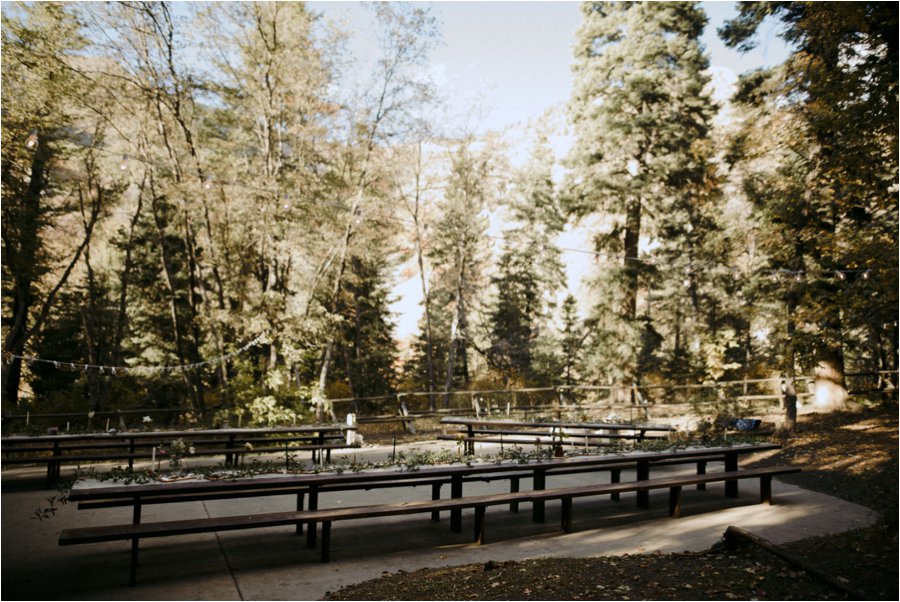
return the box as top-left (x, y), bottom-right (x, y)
top-left (4, 371), bottom-right (896, 434)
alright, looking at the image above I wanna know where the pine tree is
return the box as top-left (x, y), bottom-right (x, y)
top-left (426, 137), bottom-right (497, 403)
top-left (559, 294), bottom-right (586, 386)
top-left (567, 1), bottom-right (718, 394)
top-left (487, 134), bottom-right (565, 385)
top-left (722, 2), bottom-right (899, 411)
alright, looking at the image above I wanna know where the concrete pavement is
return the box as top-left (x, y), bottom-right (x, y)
top-left (1, 440), bottom-right (878, 601)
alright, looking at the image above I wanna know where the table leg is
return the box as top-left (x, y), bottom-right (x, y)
top-left (696, 460), bottom-right (707, 490)
top-left (133, 498), bottom-right (142, 524)
top-left (450, 475), bottom-right (462, 532)
top-left (128, 438), bottom-right (135, 471)
top-left (509, 477), bottom-right (520, 513)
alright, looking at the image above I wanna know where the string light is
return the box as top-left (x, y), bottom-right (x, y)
top-left (4, 337), bottom-right (261, 376)
top-left (119, 155), bottom-right (129, 171)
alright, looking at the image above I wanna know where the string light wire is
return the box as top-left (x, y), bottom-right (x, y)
top-left (4, 337), bottom-right (261, 375)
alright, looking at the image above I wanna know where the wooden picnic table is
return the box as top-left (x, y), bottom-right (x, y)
top-left (439, 417), bottom-right (676, 454)
top-left (69, 442), bottom-right (779, 542)
top-left (2, 424), bottom-right (355, 486)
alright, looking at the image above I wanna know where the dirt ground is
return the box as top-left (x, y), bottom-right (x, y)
top-left (325, 403), bottom-right (899, 601)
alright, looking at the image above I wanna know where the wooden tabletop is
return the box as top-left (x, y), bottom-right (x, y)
top-left (2, 424), bottom-right (353, 444)
top-left (68, 443), bottom-right (780, 501)
top-left (439, 417), bottom-right (675, 431)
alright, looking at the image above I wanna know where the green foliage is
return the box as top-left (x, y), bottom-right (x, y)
top-left (567, 1), bottom-right (722, 387)
top-left (722, 1), bottom-right (898, 379)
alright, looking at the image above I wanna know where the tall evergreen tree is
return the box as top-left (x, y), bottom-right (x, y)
top-left (426, 136), bottom-right (497, 403)
top-left (721, 2), bottom-right (899, 411)
top-left (487, 134), bottom-right (565, 385)
top-left (566, 1), bottom-right (718, 394)
top-left (1, 3), bottom-right (107, 407)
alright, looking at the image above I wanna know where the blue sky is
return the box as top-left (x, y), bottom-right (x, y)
top-left (309, 1), bottom-right (791, 134)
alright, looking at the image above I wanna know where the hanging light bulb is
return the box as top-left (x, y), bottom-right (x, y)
top-left (794, 272), bottom-right (803, 282)
top-left (836, 270), bottom-right (846, 281)
top-left (119, 155), bottom-right (129, 171)
top-left (25, 130), bottom-right (39, 150)
top-left (862, 270), bottom-right (871, 280)
top-left (203, 175), bottom-right (214, 190)
top-left (282, 193), bottom-right (291, 210)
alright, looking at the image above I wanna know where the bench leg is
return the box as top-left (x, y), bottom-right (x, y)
top-left (636, 460), bottom-right (650, 509)
top-left (321, 522), bottom-right (331, 562)
top-left (450, 476), bottom-right (462, 533)
top-left (725, 453), bottom-right (738, 498)
top-left (296, 492), bottom-right (305, 534)
top-left (696, 461), bottom-right (707, 491)
top-left (474, 507), bottom-right (486, 544)
top-left (610, 469), bottom-right (621, 501)
top-left (431, 483), bottom-right (442, 521)
top-left (668, 486), bottom-right (682, 518)
top-left (133, 501), bottom-right (142, 525)
top-left (532, 471), bottom-right (546, 523)
top-left (306, 488), bottom-right (318, 548)
top-left (129, 538), bottom-right (139, 586)
top-left (561, 498), bottom-right (573, 533)
top-left (760, 476), bottom-right (772, 505)
top-left (509, 477), bottom-right (520, 513)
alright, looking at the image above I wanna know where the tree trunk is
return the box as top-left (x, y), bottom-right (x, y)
top-left (622, 194), bottom-right (642, 402)
top-left (1, 144), bottom-right (47, 406)
top-left (782, 287), bottom-right (799, 433)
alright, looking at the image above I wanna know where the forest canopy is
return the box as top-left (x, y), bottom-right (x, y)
top-left (2, 1), bottom-right (896, 426)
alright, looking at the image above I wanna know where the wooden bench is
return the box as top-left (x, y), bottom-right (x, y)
top-left (59, 465), bottom-right (800, 585)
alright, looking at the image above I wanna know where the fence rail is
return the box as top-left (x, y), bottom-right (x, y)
top-left (4, 372), bottom-right (896, 434)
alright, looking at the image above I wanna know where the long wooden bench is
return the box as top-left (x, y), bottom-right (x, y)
top-left (59, 465), bottom-right (800, 585)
